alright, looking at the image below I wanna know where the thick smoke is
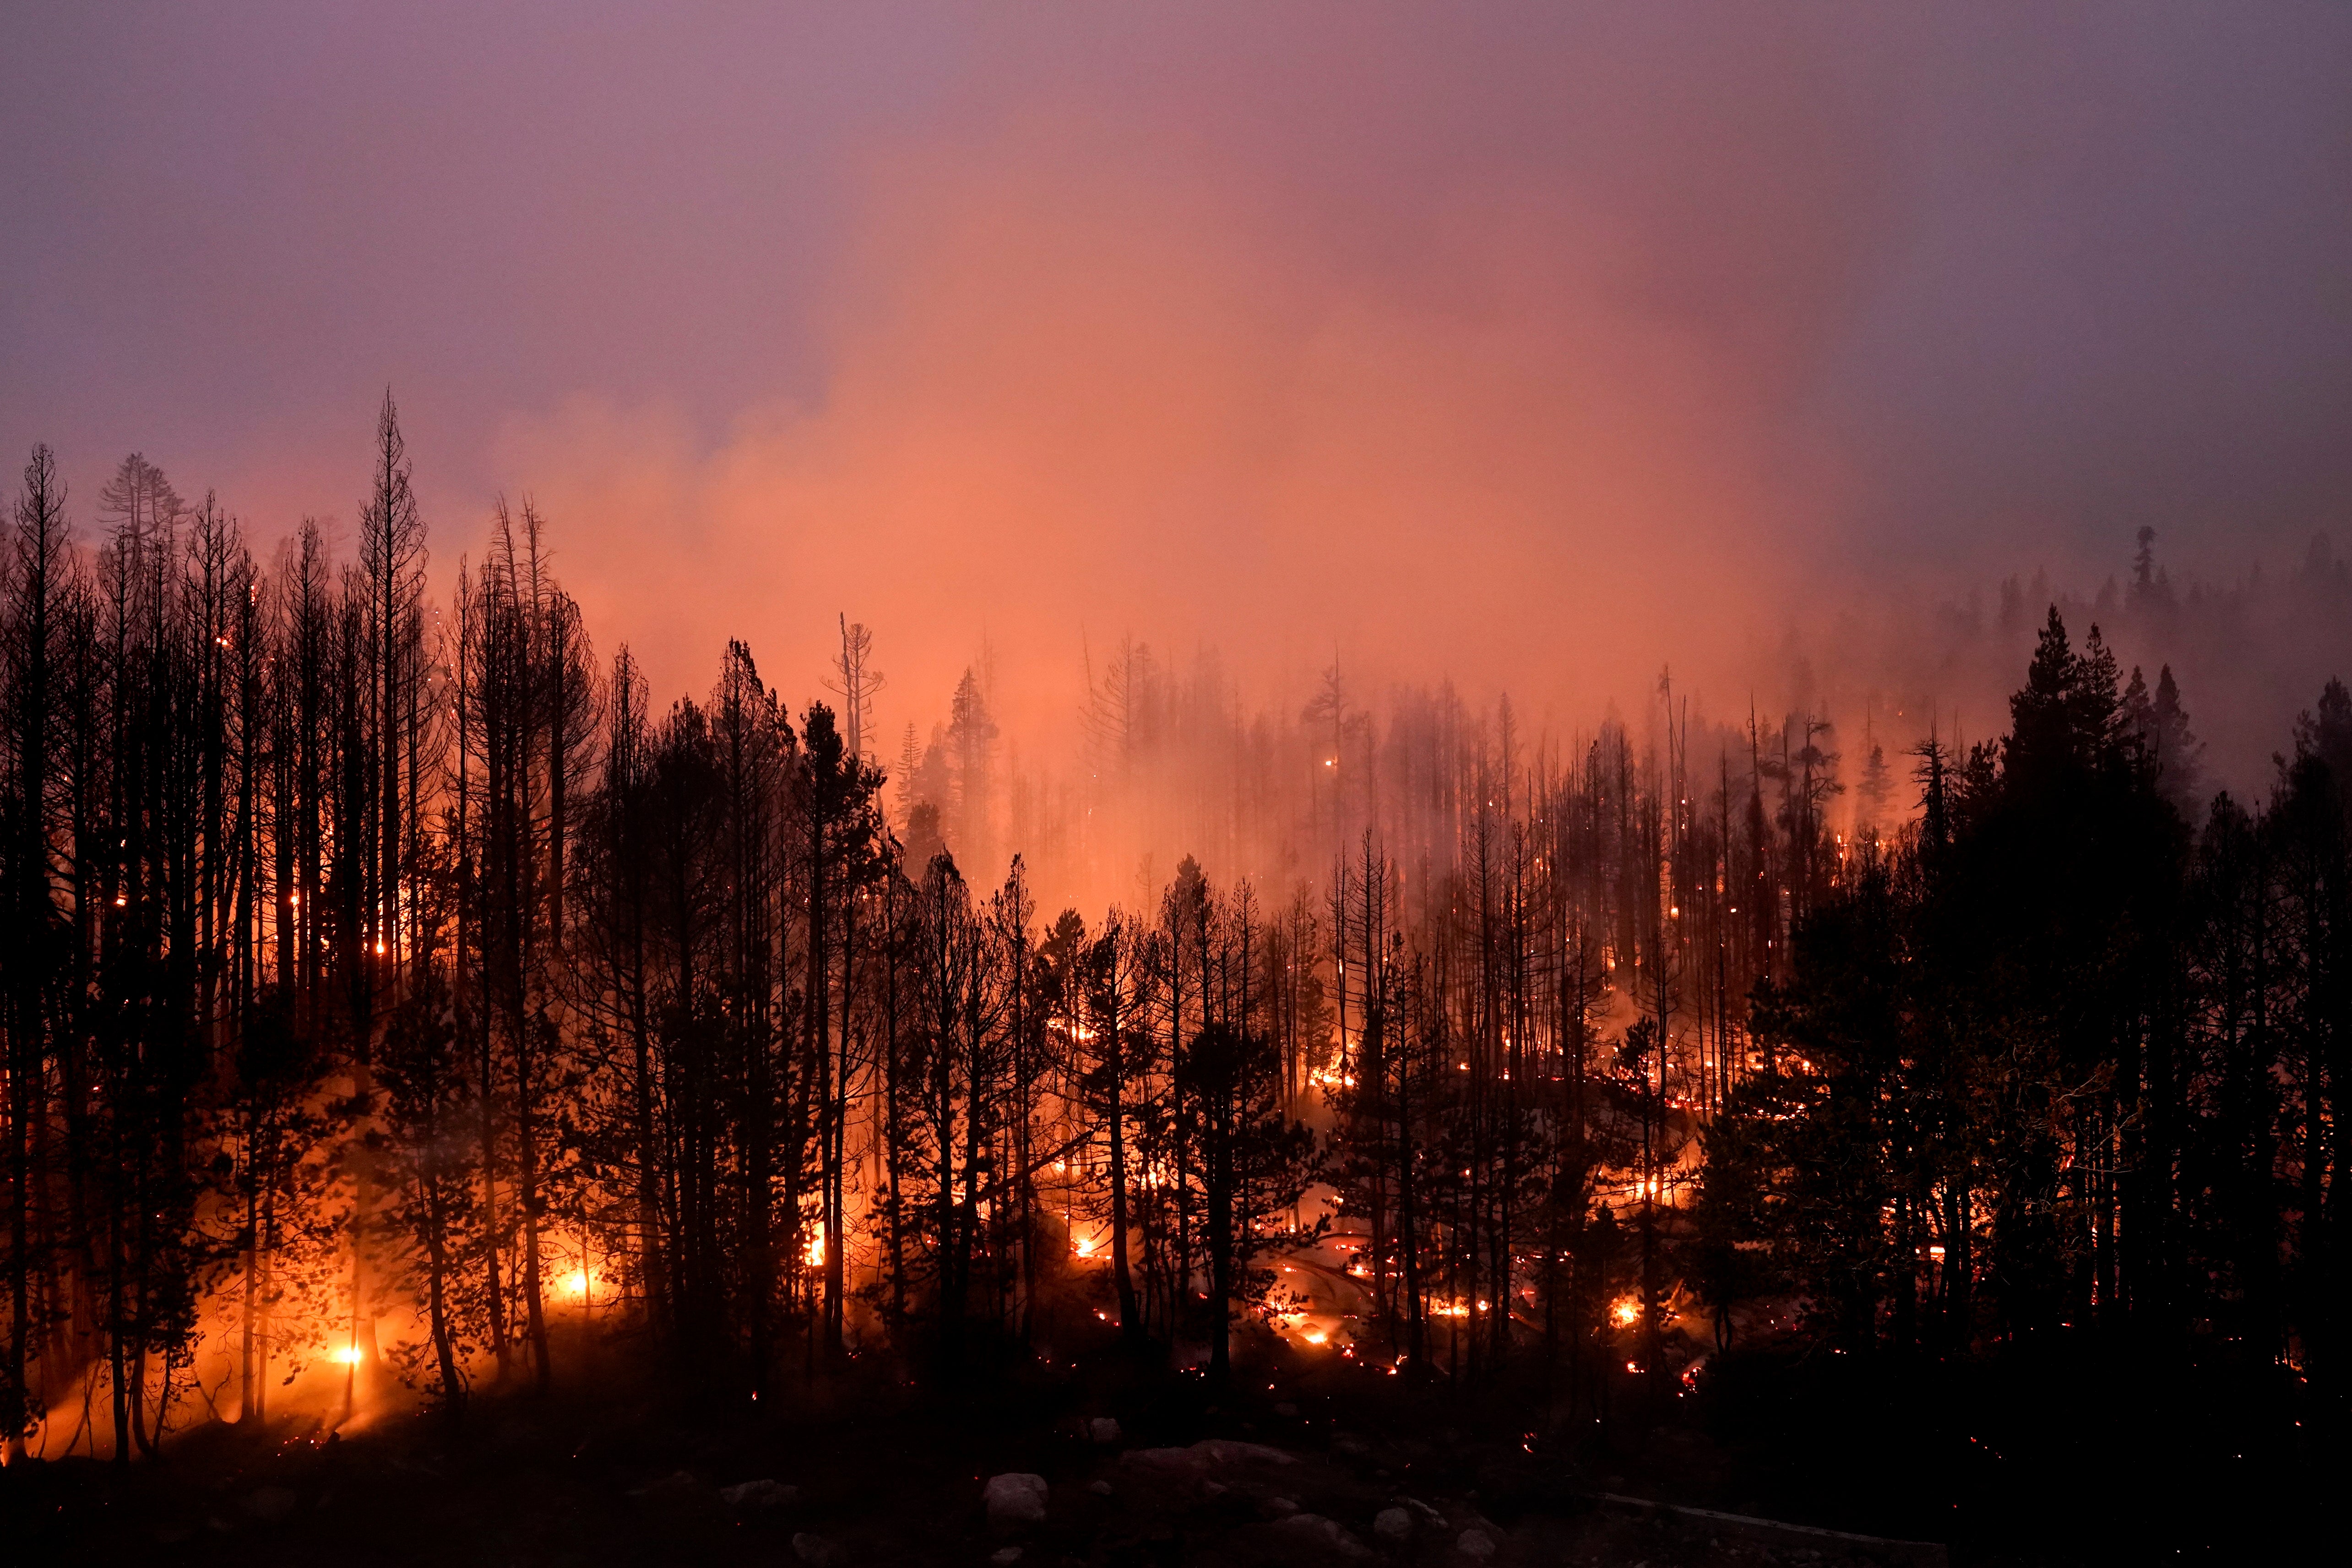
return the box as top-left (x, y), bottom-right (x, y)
top-left (5, 4), bottom-right (2347, 897)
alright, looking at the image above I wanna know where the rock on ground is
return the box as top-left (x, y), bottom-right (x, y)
top-left (1190, 1438), bottom-right (1295, 1467)
top-left (1373, 1506), bottom-right (1412, 1540)
top-left (1088, 1417), bottom-right (1122, 1444)
top-left (983, 1471), bottom-right (1050, 1527)
top-left (718, 1478), bottom-right (797, 1511)
top-left (1276, 1512), bottom-right (1373, 1560)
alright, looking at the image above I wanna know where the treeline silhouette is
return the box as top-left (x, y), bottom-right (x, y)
top-left (0, 402), bottom-right (2341, 1468)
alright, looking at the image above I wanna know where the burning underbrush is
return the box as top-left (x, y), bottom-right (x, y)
top-left (0, 1257), bottom-right (2332, 1568)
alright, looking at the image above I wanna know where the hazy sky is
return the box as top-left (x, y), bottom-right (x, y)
top-left (5, 3), bottom-right (2348, 737)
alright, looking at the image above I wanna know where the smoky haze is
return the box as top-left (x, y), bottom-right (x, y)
top-left (5, 3), bottom-right (2349, 822)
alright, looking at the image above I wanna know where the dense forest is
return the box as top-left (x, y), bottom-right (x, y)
top-left (0, 401), bottom-right (2343, 1485)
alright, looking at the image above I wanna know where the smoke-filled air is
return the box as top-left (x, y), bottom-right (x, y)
top-left (3, 5), bottom-right (2349, 1564)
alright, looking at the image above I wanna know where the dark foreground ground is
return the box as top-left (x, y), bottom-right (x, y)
top-left (0, 1323), bottom-right (2330, 1567)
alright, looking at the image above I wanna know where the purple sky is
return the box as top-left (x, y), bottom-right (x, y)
top-left (5, 3), bottom-right (2348, 732)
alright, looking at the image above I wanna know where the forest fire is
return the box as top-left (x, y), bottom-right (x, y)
top-left (2, 8), bottom-right (2347, 1564)
top-left (0, 465), bottom-right (2302, 1544)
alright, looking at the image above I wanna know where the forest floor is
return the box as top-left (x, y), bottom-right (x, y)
top-left (0, 1309), bottom-right (2327, 1567)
